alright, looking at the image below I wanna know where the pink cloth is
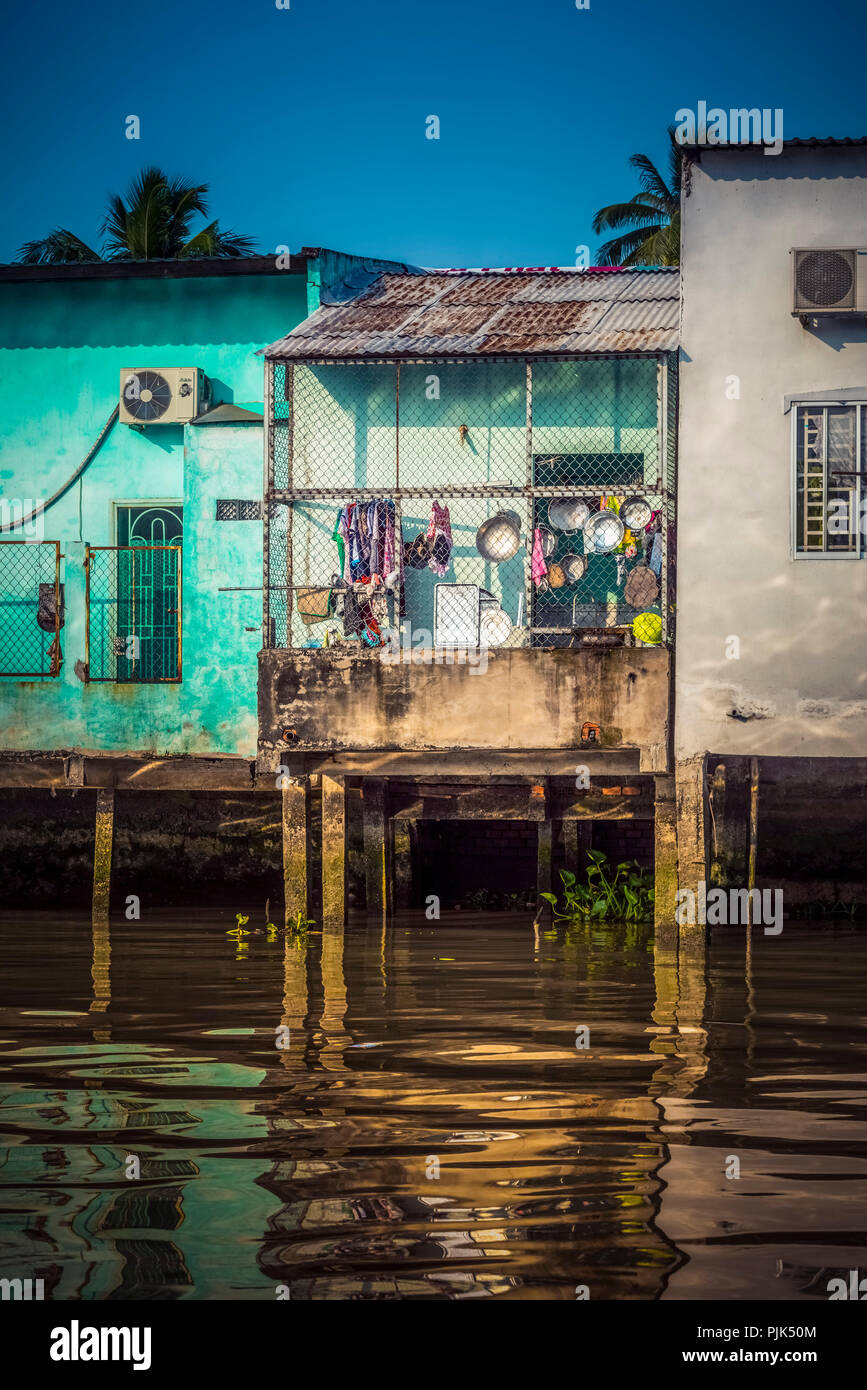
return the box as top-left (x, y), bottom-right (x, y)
top-left (531, 528), bottom-right (548, 586)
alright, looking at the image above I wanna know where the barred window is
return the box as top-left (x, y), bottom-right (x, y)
top-left (216, 499), bottom-right (262, 521)
top-left (794, 405), bottom-right (864, 556)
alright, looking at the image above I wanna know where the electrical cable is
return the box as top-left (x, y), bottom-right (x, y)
top-left (0, 406), bottom-right (119, 531)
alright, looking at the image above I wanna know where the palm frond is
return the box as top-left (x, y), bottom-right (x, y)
top-left (180, 221), bottom-right (258, 258)
top-left (628, 152), bottom-right (672, 205)
top-left (595, 224), bottom-right (666, 267)
top-left (14, 229), bottom-right (101, 264)
top-left (592, 200), bottom-right (666, 235)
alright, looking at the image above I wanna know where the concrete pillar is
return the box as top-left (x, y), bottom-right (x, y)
top-left (282, 777), bottom-right (309, 925)
top-left (92, 788), bottom-right (114, 922)
top-left (653, 774), bottom-right (679, 953)
top-left (321, 773), bottom-right (347, 925)
top-left (675, 755), bottom-right (709, 959)
top-left (562, 819), bottom-right (578, 876)
top-left (393, 819), bottom-right (413, 910)
top-left (362, 778), bottom-right (388, 915)
top-left (708, 757), bottom-right (749, 888)
top-left (536, 819), bottom-right (553, 901)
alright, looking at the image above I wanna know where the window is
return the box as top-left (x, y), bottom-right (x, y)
top-left (794, 404), bottom-right (864, 556)
top-left (216, 499), bottom-right (262, 520)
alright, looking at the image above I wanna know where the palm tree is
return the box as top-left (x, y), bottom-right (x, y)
top-left (15, 167), bottom-right (257, 264)
top-left (591, 127), bottom-right (682, 266)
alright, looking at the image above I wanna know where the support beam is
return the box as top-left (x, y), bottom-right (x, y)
top-left (653, 773), bottom-right (678, 953)
top-left (536, 820), bottom-right (553, 902)
top-left (747, 757), bottom-right (760, 928)
top-left (393, 819), bottom-right (413, 910)
top-left (362, 779), bottom-right (388, 915)
top-left (282, 777), bottom-right (309, 925)
top-left (92, 788), bottom-right (114, 922)
top-left (708, 757), bottom-right (749, 889)
top-left (562, 819), bottom-right (578, 876)
top-left (321, 773), bottom-right (347, 925)
top-left (675, 756), bottom-right (709, 958)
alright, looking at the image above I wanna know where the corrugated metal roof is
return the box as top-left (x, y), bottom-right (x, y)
top-left (684, 135), bottom-right (867, 151)
top-left (265, 268), bottom-right (680, 360)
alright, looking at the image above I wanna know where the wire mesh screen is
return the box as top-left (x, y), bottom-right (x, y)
top-left (266, 356), bottom-right (670, 652)
top-left (0, 541), bottom-right (62, 676)
top-left (87, 546), bottom-right (181, 682)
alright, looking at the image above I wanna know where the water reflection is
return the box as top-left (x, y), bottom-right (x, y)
top-left (1, 910), bottom-right (865, 1299)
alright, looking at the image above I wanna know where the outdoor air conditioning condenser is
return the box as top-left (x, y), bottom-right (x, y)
top-left (119, 367), bottom-right (211, 425)
top-left (792, 248), bottom-right (867, 318)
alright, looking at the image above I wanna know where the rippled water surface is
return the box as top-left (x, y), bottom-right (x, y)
top-left (1, 911), bottom-right (866, 1300)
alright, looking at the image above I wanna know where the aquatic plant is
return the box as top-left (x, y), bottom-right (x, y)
top-left (541, 852), bottom-right (654, 923)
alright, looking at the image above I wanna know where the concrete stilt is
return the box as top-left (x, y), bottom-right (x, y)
top-left (747, 757), bottom-right (760, 929)
top-left (282, 777), bottom-right (309, 925)
top-left (362, 779), bottom-right (388, 915)
top-left (562, 820), bottom-right (578, 876)
top-left (536, 819), bottom-right (553, 902)
top-left (653, 774), bottom-right (679, 953)
top-left (92, 788), bottom-right (114, 922)
top-left (708, 757), bottom-right (749, 888)
top-left (321, 773), bottom-right (347, 925)
top-left (675, 755), bottom-right (709, 958)
top-left (393, 820), bottom-right (413, 910)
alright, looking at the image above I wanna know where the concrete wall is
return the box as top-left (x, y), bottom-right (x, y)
top-left (676, 145), bottom-right (867, 759)
top-left (259, 645), bottom-right (670, 756)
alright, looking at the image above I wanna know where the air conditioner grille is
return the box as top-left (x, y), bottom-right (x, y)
top-left (796, 250), bottom-right (855, 308)
top-left (123, 370), bottom-right (172, 421)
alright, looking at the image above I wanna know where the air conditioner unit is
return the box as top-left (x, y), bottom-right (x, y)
top-left (119, 368), bottom-right (211, 425)
top-left (792, 248), bottom-right (867, 317)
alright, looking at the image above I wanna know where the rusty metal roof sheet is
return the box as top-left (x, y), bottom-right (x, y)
top-left (266, 267), bottom-right (679, 361)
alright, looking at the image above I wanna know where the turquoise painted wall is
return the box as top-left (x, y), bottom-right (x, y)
top-left (0, 269), bottom-right (309, 757)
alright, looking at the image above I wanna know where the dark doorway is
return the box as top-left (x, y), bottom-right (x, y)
top-left (415, 820), bottom-right (538, 910)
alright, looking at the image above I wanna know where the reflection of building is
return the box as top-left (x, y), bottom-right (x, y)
top-left (259, 269), bottom-right (680, 925)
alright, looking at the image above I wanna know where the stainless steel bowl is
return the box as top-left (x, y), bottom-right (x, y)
top-left (475, 511), bottom-right (521, 563)
top-left (583, 511), bottom-right (625, 554)
top-left (548, 497), bottom-right (591, 533)
top-left (561, 552), bottom-right (587, 583)
top-left (620, 495), bottom-right (652, 531)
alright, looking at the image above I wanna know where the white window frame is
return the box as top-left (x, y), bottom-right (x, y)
top-left (790, 401), bottom-right (864, 560)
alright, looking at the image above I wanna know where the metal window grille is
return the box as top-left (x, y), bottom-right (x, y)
top-left (0, 540), bottom-right (62, 676)
top-left (85, 545), bottom-right (182, 682)
top-left (265, 355), bottom-right (673, 651)
top-left (216, 499), bottom-right (263, 520)
top-left (795, 404), bottom-right (863, 555)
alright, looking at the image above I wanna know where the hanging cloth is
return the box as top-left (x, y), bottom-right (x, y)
top-left (531, 528), bottom-right (548, 587)
top-left (426, 501), bottom-right (453, 577)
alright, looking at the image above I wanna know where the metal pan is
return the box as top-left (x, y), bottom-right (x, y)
top-left (583, 511), bottom-right (625, 554)
top-left (547, 497), bottom-right (591, 533)
top-left (620, 495), bottom-right (653, 531)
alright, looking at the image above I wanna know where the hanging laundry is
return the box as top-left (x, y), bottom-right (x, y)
top-left (531, 528), bottom-right (549, 587)
top-left (426, 501), bottom-right (453, 577)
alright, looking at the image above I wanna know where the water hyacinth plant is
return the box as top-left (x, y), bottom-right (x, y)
top-left (541, 851), bottom-right (654, 923)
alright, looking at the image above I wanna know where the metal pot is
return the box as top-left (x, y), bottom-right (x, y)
top-left (536, 525), bottom-right (557, 558)
top-left (620, 495), bottom-right (652, 531)
top-left (584, 511), bottom-right (625, 554)
top-left (561, 552), bottom-right (587, 583)
top-left (548, 497), bottom-right (591, 533)
top-left (476, 510), bottom-right (521, 563)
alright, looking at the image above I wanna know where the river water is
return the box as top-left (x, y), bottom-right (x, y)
top-left (1, 911), bottom-right (865, 1300)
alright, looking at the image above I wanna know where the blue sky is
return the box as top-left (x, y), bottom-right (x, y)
top-left (1, 0), bottom-right (865, 267)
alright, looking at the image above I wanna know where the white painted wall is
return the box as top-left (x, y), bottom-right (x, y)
top-left (676, 145), bottom-right (867, 759)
